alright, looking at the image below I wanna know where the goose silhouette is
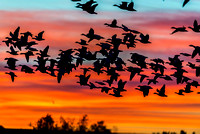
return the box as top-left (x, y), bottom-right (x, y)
top-left (6, 46), bottom-right (18, 55)
top-left (171, 26), bottom-right (188, 34)
top-left (109, 89), bottom-right (123, 97)
top-left (33, 31), bottom-right (45, 41)
top-left (135, 85), bottom-right (153, 97)
top-left (113, 2), bottom-right (128, 10)
top-left (175, 89), bottom-right (185, 95)
top-left (76, 0), bottom-right (98, 14)
top-left (9, 26), bottom-right (20, 41)
top-left (5, 72), bottom-right (17, 82)
top-left (136, 33), bottom-right (151, 43)
top-left (81, 28), bottom-right (104, 42)
top-left (189, 44), bottom-right (200, 58)
top-left (154, 84), bottom-right (167, 97)
top-left (104, 19), bottom-right (121, 28)
top-left (188, 20), bottom-right (200, 32)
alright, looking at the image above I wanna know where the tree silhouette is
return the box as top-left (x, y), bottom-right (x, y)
top-left (60, 116), bottom-right (75, 132)
top-left (180, 130), bottom-right (187, 134)
top-left (0, 125), bottom-right (5, 134)
top-left (77, 114), bottom-right (88, 133)
top-left (90, 121), bottom-right (111, 134)
top-left (35, 114), bottom-right (55, 131)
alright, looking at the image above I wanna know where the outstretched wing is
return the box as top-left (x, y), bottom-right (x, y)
top-left (160, 84), bottom-right (166, 94)
top-left (14, 27), bottom-right (20, 37)
top-left (140, 33), bottom-right (145, 39)
top-left (43, 45), bottom-right (49, 54)
top-left (183, 0), bottom-right (190, 7)
top-left (128, 2), bottom-right (134, 8)
top-left (112, 19), bottom-right (117, 26)
top-left (192, 49), bottom-right (198, 58)
top-left (194, 20), bottom-right (198, 27)
top-left (89, 28), bottom-right (94, 35)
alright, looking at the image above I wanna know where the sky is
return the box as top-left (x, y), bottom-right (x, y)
top-left (1, 0), bottom-right (200, 133)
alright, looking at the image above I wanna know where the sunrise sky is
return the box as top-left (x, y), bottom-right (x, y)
top-left (1, 0), bottom-right (200, 133)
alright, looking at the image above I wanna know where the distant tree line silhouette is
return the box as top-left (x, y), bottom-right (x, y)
top-left (0, 117), bottom-right (198, 134)
top-left (31, 114), bottom-right (111, 134)
top-left (153, 130), bottom-right (197, 134)
top-left (0, 114), bottom-right (111, 134)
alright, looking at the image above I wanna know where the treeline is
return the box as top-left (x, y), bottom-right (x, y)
top-left (31, 114), bottom-right (111, 134)
top-left (0, 114), bottom-right (111, 134)
top-left (153, 130), bottom-right (196, 134)
top-left (0, 114), bottom-right (198, 134)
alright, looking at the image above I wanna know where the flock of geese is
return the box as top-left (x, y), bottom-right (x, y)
top-left (71, 0), bottom-right (191, 14)
top-left (2, 0), bottom-right (198, 98)
top-left (3, 17), bottom-right (200, 98)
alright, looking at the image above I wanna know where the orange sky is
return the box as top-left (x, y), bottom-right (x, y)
top-left (0, 9), bottom-right (200, 133)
